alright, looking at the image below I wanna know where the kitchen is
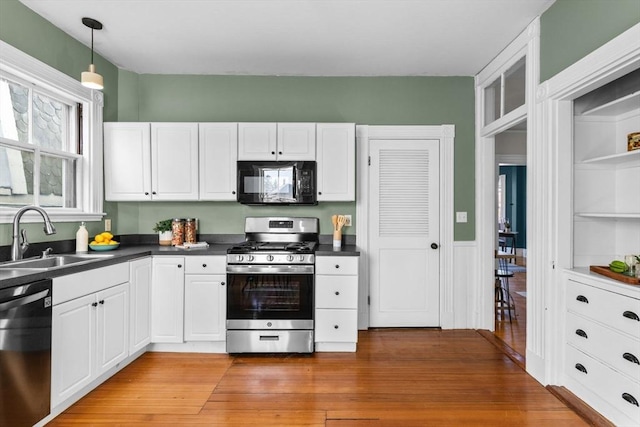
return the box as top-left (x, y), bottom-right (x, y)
top-left (1, 0), bottom-right (640, 425)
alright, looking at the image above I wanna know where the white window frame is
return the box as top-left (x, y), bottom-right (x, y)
top-left (0, 40), bottom-right (104, 223)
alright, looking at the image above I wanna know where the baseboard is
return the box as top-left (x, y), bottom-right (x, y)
top-left (546, 385), bottom-right (614, 427)
top-left (476, 329), bottom-right (526, 370)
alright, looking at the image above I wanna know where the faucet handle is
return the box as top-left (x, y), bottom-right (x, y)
top-left (42, 247), bottom-right (53, 258)
top-left (20, 229), bottom-right (29, 254)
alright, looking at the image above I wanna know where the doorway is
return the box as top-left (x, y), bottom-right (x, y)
top-left (493, 123), bottom-right (527, 358)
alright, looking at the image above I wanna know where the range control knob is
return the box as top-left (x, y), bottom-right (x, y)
top-left (236, 255), bottom-right (244, 262)
top-left (247, 255), bottom-right (255, 262)
top-left (266, 254), bottom-right (274, 262)
top-left (299, 255), bottom-right (305, 262)
top-left (287, 255), bottom-right (294, 262)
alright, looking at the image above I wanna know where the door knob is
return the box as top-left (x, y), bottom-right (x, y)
top-left (431, 243), bottom-right (439, 249)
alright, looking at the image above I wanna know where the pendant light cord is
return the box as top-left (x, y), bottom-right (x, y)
top-left (91, 28), bottom-right (94, 64)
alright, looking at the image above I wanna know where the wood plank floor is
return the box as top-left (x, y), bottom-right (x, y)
top-left (495, 270), bottom-right (527, 357)
top-left (50, 329), bottom-right (588, 426)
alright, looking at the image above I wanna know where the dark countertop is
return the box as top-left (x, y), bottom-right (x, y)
top-left (0, 243), bottom-right (360, 290)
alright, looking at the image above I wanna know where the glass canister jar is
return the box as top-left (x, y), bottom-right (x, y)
top-left (171, 218), bottom-right (185, 246)
top-left (185, 218), bottom-right (197, 244)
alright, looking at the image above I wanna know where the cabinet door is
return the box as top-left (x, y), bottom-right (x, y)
top-left (130, 258), bottom-right (152, 354)
top-left (151, 123), bottom-right (199, 200)
top-left (277, 123), bottom-right (316, 160)
top-left (238, 123), bottom-right (277, 160)
top-left (151, 257), bottom-right (185, 343)
top-left (51, 294), bottom-right (96, 408)
top-left (199, 123), bottom-right (238, 200)
top-left (316, 123), bottom-right (355, 201)
top-left (184, 274), bottom-right (226, 341)
top-left (104, 123), bottom-right (151, 201)
top-left (95, 283), bottom-right (129, 377)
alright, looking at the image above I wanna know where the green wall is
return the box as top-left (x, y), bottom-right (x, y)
top-left (540, 0), bottom-right (640, 82)
top-left (114, 74), bottom-right (476, 240)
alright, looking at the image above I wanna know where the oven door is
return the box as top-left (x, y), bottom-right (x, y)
top-left (226, 264), bottom-right (314, 329)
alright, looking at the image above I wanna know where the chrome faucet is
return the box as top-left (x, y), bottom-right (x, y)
top-left (11, 206), bottom-right (57, 261)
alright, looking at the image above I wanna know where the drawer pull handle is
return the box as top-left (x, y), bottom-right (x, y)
top-left (575, 329), bottom-right (588, 339)
top-left (574, 363), bottom-right (587, 374)
top-left (622, 393), bottom-right (639, 407)
top-left (259, 335), bottom-right (279, 341)
top-left (623, 353), bottom-right (640, 365)
top-left (623, 311), bottom-right (640, 321)
top-left (576, 295), bottom-right (589, 304)
top-left (91, 302), bottom-right (98, 307)
top-left (99, 300), bottom-right (105, 305)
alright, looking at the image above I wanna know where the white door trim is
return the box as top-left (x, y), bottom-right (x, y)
top-left (356, 125), bottom-right (455, 329)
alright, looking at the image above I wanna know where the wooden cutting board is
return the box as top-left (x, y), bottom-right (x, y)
top-left (590, 266), bottom-right (640, 285)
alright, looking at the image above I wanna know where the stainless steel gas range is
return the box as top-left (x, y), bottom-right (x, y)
top-left (226, 217), bottom-right (318, 353)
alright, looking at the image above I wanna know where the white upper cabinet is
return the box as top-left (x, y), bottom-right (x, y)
top-left (199, 123), bottom-right (238, 200)
top-left (104, 122), bottom-right (199, 201)
top-left (104, 123), bottom-right (152, 201)
top-left (316, 123), bottom-right (355, 201)
top-left (276, 123), bottom-right (316, 160)
top-left (151, 123), bottom-right (199, 200)
top-left (238, 123), bottom-right (316, 160)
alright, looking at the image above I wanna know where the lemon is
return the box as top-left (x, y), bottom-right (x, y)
top-left (101, 232), bottom-right (113, 241)
top-left (108, 240), bottom-right (118, 245)
top-left (90, 240), bottom-right (98, 245)
top-left (95, 235), bottom-right (105, 243)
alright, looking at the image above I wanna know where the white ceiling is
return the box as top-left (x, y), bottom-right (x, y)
top-left (19, 0), bottom-right (555, 77)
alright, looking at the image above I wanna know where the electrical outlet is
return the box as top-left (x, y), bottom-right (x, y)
top-left (104, 218), bottom-right (112, 231)
top-left (456, 212), bottom-right (467, 223)
top-left (344, 215), bottom-right (352, 227)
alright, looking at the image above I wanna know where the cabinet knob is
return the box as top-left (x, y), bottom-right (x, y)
top-left (575, 329), bottom-right (588, 339)
top-left (335, 291), bottom-right (340, 296)
top-left (271, 151), bottom-right (276, 155)
top-left (221, 282), bottom-right (225, 286)
top-left (576, 295), bottom-right (589, 304)
top-left (152, 191), bottom-right (157, 195)
top-left (623, 311), bottom-right (640, 321)
top-left (335, 264), bottom-right (340, 269)
top-left (574, 363), bottom-right (587, 374)
top-left (622, 393), bottom-right (639, 407)
top-left (232, 191), bottom-right (236, 195)
top-left (334, 325), bottom-right (339, 329)
top-left (144, 192), bottom-right (149, 195)
top-left (202, 264), bottom-right (207, 268)
top-left (318, 192), bottom-right (322, 195)
top-left (177, 264), bottom-right (182, 268)
top-left (278, 151), bottom-right (283, 155)
top-left (623, 352), bottom-right (640, 365)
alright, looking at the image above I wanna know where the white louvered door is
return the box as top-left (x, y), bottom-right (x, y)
top-left (369, 139), bottom-right (440, 327)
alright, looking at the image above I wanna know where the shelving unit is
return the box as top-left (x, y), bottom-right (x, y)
top-left (572, 83), bottom-right (640, 268)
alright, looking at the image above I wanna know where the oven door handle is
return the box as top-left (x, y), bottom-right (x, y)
top-left (227, 265), bottom-right (314, 274)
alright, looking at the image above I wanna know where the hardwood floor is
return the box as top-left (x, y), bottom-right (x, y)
top-left (50, 329), bottom-right (587, 426)
top-left (494, 270), bottom-right (527, 357)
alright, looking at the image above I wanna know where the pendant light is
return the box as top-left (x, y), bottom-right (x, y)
top-left (81, 17), bottom-right (104, 90)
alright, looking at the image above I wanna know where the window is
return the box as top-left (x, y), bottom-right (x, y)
top-left (483, 56), bottom-right (527, 127)
top-left (0, 40), bottom-right (104, 223)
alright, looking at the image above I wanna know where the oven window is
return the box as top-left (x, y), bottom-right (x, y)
top-left (227, 273), bottom-right (313, 320)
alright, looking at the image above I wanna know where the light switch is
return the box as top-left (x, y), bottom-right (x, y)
top-left (456, 212), bottom-right (467, 223)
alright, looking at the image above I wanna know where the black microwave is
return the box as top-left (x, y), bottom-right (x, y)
top-left (237, 161), bottom-right (317, 205)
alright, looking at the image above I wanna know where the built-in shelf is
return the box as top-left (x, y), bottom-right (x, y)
top-left (581, 149), bottom-right (640, 166)
top-left (575, 212), bottom-right (640, 219)
top-left (580, 91), bottom-right (640, 117)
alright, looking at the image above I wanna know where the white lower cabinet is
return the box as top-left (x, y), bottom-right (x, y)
top-left (564, 271), bottom-right (640, 426)
top-left (184, 256), bottom-right (226, 341)
top-left (315, 256), bottom-right (359, 352)
top-left (51, 281), bottom-right (129, 408)
top-left (151, 256), bottom-right (185, 343)
top-left (129, 257), bottom-right (152, 353)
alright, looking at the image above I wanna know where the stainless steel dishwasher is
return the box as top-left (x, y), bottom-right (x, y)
top-left (0, 279), bottom-right (52, 427)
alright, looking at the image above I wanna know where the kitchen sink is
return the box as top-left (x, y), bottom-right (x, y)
top-left (0, 254), bottom-right (115, 270)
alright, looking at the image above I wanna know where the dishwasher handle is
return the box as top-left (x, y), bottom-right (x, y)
top-left (0, 289), bottom-right (50, 312)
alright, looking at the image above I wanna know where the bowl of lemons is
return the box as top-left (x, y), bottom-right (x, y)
top-left (89, 232), bottom-right (120, 251)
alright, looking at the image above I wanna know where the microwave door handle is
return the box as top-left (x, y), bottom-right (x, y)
top-left (292, 167), bottom-right (298, 200)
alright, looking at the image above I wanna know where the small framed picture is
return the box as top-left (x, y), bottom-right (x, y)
top-left (629, 132), bottom-right (640, 151)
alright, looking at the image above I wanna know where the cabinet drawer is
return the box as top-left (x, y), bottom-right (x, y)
top-left (315, 309), bottom-right (357, 342)
top-left (316, 275), bottom-right (358, 309)
top-left (566, 344), bottom-right (640, 424)
top-left (567, 279), bottom-right (640, 338)
top-left (53, 263), bottom-right (129, 305)
top-left (316, 256), bottom-right (358, 275)
top-left (185, 256), bottom-right (226, 274)
top-left (567, 312), bottom-right (640, 381)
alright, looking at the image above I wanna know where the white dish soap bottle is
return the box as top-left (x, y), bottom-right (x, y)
top-left (76, 222), bottom-right (89, 253)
